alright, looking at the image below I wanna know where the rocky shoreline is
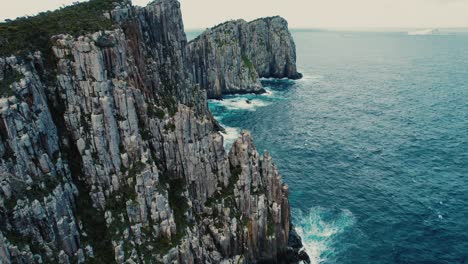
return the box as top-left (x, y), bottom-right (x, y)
top-left (0, 0), bottom-right (308, 263)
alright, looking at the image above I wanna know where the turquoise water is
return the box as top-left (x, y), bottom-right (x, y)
top-left (191, 30), bottom-right (468, 263)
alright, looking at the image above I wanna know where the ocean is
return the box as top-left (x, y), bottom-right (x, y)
top-left (187, 29), bottom-right (468, 264)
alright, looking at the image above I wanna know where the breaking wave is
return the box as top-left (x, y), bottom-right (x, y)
top-left (210, 97), bottom-right (270, 111)
top-left (293, 207), bottom-right (355, 264)
top-left (220, 126), bottom-right (241, 148)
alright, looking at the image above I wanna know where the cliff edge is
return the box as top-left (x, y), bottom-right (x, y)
top-left (0, 0), bottom-right (308, 263)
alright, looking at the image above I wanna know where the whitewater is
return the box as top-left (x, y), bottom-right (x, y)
top-left (203, 29), bottom-right (468, 263)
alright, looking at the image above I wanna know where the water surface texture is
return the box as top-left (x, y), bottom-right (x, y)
top-left (190, 30), bottom-right (468, 264)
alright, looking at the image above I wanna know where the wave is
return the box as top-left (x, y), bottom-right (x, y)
top-left (262, 88), bottom-right (274, 96)
top-left (300, 74), bottom-right (324, 82)
top-left (208, 90), bottom-right (278, 148)
top-left (211, 97), bottom-right (270, 111)
top-left (293, 207), bottom-right (355, 264)
top-left (220, 126), bottom-right (241, 148)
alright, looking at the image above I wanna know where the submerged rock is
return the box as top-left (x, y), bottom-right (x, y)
top-left (187, 17), bottom-right (302, 99)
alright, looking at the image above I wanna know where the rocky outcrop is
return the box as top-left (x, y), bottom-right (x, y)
top-left (187, 17), bottom-right (302, 99)
top-left (0, 0), bottom-right (307, 263)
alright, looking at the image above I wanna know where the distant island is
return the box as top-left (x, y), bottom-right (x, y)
top-left (407, 28), bottom-right (440, 35)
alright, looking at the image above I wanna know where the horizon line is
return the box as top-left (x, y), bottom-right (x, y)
top-left (185, 26), bottom-right (468, 31)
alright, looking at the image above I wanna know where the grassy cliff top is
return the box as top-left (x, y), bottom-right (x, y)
top-left (0, 0), bottom-right (124, 57)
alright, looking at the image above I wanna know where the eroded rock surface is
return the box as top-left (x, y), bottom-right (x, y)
top-left (187, 17), bottom-right (302, 98)
top-left (0, 0), bottom-right (307, 263)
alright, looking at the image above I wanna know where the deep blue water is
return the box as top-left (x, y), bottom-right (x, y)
top-left (189, 30), bottom-right (468, 263)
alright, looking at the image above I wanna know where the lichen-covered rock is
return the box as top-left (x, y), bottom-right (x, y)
top-left (187, 16), bottom-right (302, 98)
top-left (0, 0), bottom-right (308, 263)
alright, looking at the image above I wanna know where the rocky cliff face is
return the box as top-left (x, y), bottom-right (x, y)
top-left (0, 0), bottom-right (308, 263)
top-left (187, 17), bottom-right (302, 99)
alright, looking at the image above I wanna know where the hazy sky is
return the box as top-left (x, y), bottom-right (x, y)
top-left (1, 0), bottom-right (468, 29)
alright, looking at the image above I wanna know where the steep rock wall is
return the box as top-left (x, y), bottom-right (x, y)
top-left (0, 0), bottom-right (308, 263)
top-left (187, 17), bottom-right (302, 99)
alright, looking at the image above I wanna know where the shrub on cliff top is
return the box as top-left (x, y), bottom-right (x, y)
top-left (0, 0), bottom-right (123, 57)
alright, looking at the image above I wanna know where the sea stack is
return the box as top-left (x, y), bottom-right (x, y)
top-left (187, 17), bottom-right (302, 99)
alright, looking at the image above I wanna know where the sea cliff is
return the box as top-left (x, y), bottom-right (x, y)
top-left (187, 17), bottom-right (302, 99)
top-left (0, 0), bottom-right (308, 263)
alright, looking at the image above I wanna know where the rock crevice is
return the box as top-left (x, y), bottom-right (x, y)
top-left (0, 0), bottom-right (308, 263)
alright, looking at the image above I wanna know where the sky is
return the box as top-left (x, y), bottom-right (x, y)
top-left (1, 0), bottom-right (468, 29)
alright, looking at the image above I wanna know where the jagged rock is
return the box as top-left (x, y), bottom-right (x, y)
top-left (85, 245), bottom-right (94, 258)
top-left (187, 17), bottom-right (302, 98)
top-left (0, 0), bottom-right (308, 263)
top-left (58, 250), bottom-right (69, 264)
top-left (76, 248), bottom-right (85, 264)
top-left (288, 226), bottom-right (303, 249)
top-left (299, 249), bottom-right (311, 264)
top-left (0, 232), bottom-right (10, 264)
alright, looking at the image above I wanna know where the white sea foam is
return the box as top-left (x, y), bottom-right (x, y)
top-left (299, 74), bottom-right (324, 82)
top-left (262, 88), bottom-right (274, 96)
top-left (208, 94), bottom-right (273, 148)
top-left (217, 98), bottom-right (270, 111)
top-left (220, 126), bottom-right (241, 148)
top-left (260, 77), bottom-right (290, 81)
top-left (293, 207), bottom-right (355, 264)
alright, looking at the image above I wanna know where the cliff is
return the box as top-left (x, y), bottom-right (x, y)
top-left (187, 17), bottom-right (302, 99)
top-left (0, 0), bottom-right (308, 263)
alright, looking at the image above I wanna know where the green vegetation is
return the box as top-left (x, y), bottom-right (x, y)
top-left (202, 165), bottom-right (243, 229)
top-left (158, 69), bottom-right (179, 117)
top-left (106, 161), bottom-right (143, 212)
top-left (242, 55), bottom-right (254, 70)
top-left (116, 114), bottom-right (126, 122)
top-left (147, 104), bottom-right (166, 120)
top-left (0, 68), bottom-right (22, 97)
top-left (212, 20), bottom-right (236, 31)
top-left (94, 34), bottom-right (115, 48)
top-left (104, 164), bottom-right (188, 261)
top-left (215, 30), bottom-right (238, 48)
top-left (1, 143), bottom-right (17, 163)
top-left (0, 0), bottom-right (122, 57)
top-left (267, 210), bottom-right (275, 237)
top-left (106, 161), bottom-right (177, 261)
top-left (164, 122), bottom-right (176, 132)
top-left (61, 142), bottom-right (115, 263)
top-left (20, 177), bottom-right (59, 204)
top-left (140, 128), bottom-right (152, 141)
top-left (2, 174), bottom-right (61, 215)
top-left (230, 165), bottom-right (242, 180)
top-left (0, 186), bottom-right (48, 256)
top-left (242, 55), bottom-right (257, 80)
top-left (205, 165), bottom-right (241, 208)
top-left (0, 229), bottom-right (45, 260)
top-left (168, 178), bottom-right (190, 246)
top-left (128, 161), bottom-right (145, 178)
top-left (137, 112), bottom-right (150, 141)
top-left (143, 236), bottom-right (171, 261)
top-left (0, 121), bottom-right (16, 162)
top-left (43, 175), bottom-right (61, 193)
top-left (215, 38), bottom-right (231, 48)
